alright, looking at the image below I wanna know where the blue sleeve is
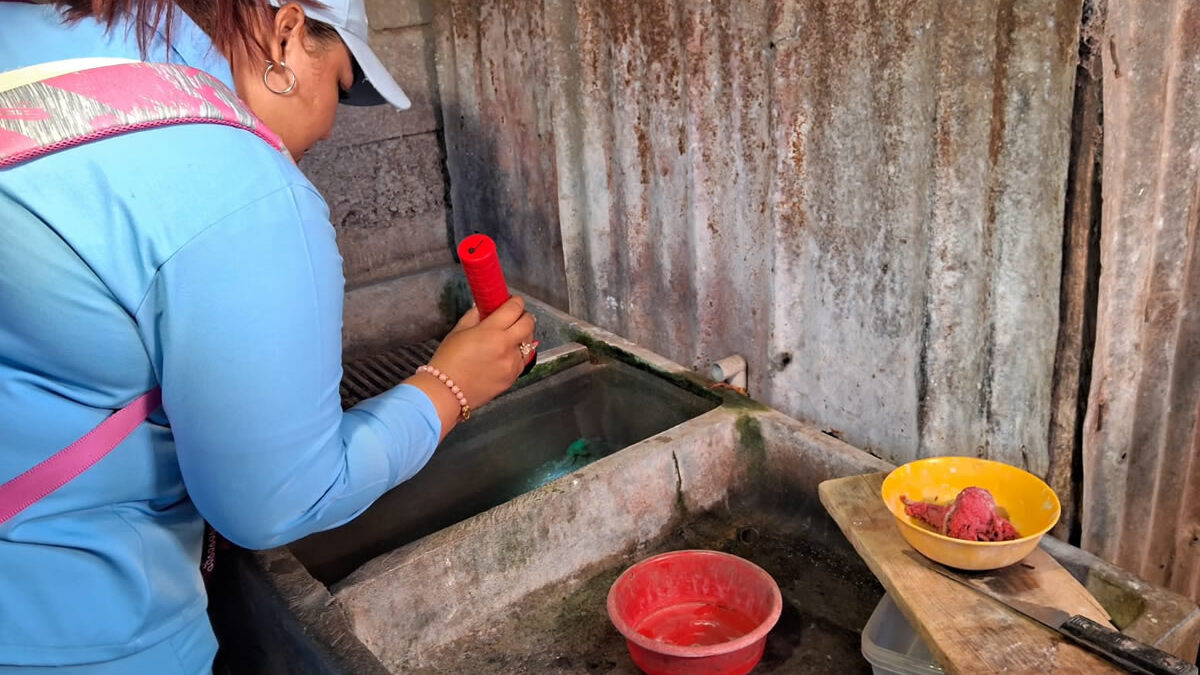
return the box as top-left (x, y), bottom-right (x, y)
top-left (135, 181), bottom-right (442, 549)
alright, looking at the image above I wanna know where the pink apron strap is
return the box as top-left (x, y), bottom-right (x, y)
top-left (0, 388), bottom-right (162, 526)
top-left (0, 61), bottom-right (287, 167)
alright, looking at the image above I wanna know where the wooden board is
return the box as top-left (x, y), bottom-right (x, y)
top-left (820, 472), bottom-right (1122, 675)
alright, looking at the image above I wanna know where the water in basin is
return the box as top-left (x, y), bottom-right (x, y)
top-left (289, 355), bottom-right (719, 585)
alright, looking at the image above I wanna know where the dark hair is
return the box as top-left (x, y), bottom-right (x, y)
top-left (55, 0), bottom-right (339, 61)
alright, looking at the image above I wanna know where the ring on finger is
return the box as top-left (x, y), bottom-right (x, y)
top-left (518, 342), bottom-right (535, 358)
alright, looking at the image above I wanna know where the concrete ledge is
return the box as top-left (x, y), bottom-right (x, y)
top-left (337, 210), bottom-right (453, 289)
top-left (366, 0), bottom-right (432, 31)
top-left (342, 265), bottom-right (462, 358)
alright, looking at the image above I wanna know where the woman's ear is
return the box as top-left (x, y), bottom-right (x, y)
top-left (270, 3), bottom-right (308, 62)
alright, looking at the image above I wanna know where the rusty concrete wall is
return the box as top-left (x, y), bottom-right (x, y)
top-left (300, 0), bottom-right (458, 356)
top-left (434, 0), bottom-right (1081, 472)
top-left (1082, 0), bottom-right (1200, 602)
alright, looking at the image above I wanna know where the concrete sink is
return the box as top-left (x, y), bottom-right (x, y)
top-left (208, 297), bottom-right (1200, 674)
top-left (291, 343), bottom-right (718, 586)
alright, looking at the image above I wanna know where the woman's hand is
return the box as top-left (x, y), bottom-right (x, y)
top-left (406, 296), bottom-right (536, 438)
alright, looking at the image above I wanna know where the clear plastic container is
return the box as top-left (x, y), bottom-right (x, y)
top-left (861, 593), bottom-right (945, 675)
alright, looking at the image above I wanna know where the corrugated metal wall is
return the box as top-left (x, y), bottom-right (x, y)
top-left (435, 0), bottom-right (1080, 470)
top-left (430, 0), bottom-right (1200, 602)
top-left (1082, 0), bottom-right (1200, 602)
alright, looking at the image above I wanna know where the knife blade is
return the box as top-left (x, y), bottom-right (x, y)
top-left (902, 550), bottom-right (1198, 675)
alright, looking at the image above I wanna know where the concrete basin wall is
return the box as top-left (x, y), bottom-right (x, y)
top-left (334, 407), bottom-right (741, 668)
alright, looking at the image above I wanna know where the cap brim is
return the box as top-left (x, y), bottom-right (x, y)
top-left (336, 28), bottom-right (411, 109)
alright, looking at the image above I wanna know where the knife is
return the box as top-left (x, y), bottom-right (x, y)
top-left (902, 550), bottom-right (1198, 675)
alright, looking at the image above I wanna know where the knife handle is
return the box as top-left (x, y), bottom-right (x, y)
top-left (1059, 615), bottom-right (1198, 675)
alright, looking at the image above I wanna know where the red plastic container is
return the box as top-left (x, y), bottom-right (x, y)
top-left (606, 550), bottom-right (783, 675)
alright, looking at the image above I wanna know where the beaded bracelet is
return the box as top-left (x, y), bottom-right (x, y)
top-left (416, 364), bottom-right (471, 421)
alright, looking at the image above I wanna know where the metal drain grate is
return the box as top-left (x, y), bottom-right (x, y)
top-left (340, 339), bottom-right (440, 409)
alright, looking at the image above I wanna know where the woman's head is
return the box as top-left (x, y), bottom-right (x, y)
top-left (226, 2), bottom-right (351, 159)
top-left (56, 0), bottom-right (409, 160)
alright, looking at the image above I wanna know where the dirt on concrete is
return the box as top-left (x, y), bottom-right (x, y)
top-left (397, 506), bottom-right (882, 674)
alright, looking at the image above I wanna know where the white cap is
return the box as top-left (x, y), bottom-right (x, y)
top-left (269, 0), bottom-right (411, 109)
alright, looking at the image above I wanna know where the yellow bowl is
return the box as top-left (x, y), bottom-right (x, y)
top-left (881, 456), bottom-right (1061, 571)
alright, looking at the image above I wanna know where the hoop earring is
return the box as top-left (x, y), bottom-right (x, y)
top-left (263, 60), bottom-right (297, 95)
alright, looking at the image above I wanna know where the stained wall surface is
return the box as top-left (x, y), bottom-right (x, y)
top-left (316, 0), bottom-right (1200, 604)
top-left (434, 0), bottom-right (1082, 475)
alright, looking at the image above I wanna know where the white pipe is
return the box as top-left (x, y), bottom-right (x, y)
top-left (710, 354), bottom-right (747, 391)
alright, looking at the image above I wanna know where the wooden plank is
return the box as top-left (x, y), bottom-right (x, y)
top-left (820, 472), bottom-right (1121, 674)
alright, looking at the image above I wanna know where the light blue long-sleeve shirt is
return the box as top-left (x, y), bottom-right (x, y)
top-left (0, 5), bottom-right (442, 670)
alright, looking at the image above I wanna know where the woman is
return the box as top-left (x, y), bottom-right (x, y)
top-left (0, 0), bottom-right (534, 671)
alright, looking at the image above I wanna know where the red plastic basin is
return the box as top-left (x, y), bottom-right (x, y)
top-left (606, 550), bottom-right (783, 675)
